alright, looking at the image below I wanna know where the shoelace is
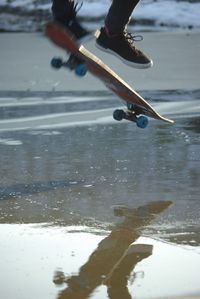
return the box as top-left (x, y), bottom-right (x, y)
top-left (124, 31), bottom-right (143, 43)
top-left (123, 31), bottom-right (144, 55)
top-left (70, 1), bottom-right (83, 19)
top-left (73, 1), bottom-right (83, 14)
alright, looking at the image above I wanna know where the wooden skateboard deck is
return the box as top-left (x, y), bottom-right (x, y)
top-left (45, 22), bottom-right (174, 127)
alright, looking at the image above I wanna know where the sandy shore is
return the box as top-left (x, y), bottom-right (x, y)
top-left (0, 30), bottom-right (200, 299)
top-left (0, 31), bottom-right (199, 92)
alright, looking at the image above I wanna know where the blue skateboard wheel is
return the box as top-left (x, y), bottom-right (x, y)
top-left (136, 116), bottom-right (148, 128)
top-left (75, 64), bottom-right (87, 76)
top-left (113, 109), bottom-right (125, 121)
top-left (51, 57), bottom-right (63, 69)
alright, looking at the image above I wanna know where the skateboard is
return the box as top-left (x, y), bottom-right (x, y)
top-left (45, 22), bottom-right (174, 128)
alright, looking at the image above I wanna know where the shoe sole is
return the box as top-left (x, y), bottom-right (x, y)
top-left (95, 43), bottom-right (153, 69)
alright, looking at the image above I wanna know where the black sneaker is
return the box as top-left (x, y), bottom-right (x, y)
top-left (96, 27), bottom-right (153, 69)
top-left (52, 1), bottom-right (92, 43)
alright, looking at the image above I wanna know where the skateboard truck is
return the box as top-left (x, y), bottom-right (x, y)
top-left (113, 104), bottom-right (149, 128)
top-left (51, 55), bottom-right (88, 77)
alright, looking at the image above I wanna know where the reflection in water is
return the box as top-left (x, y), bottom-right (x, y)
top-left (53, 201), bottom-right (172, 299)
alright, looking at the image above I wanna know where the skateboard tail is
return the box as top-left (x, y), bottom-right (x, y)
top-left (45, 22), bottom-right (78, 54)
top-left (111, 88), bottom-right (174, 124)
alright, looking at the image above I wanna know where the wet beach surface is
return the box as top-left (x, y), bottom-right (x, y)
top-left (0, 32), bottom-right (200, 299)
top-left (0, 89), bottom-right (200, 299)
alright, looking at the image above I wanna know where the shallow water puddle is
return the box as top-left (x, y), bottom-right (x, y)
top-left (0, 223), bottom-right (200, 299)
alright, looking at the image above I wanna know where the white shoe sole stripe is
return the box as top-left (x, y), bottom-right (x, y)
top-left (95, 43), bottom-right (153, 69)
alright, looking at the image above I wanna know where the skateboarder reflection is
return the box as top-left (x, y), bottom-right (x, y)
top-left (53, 201), bottom-right (171, 299)
top-left (52, 0), bottom-right (153, 69)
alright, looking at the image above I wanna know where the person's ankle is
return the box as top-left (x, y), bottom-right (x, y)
top-left (102, 25), bottom-right (120, 38)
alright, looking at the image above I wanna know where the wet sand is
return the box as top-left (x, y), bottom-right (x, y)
top-left (0, 32), bottom-right (200, 299)
top-left (1, 221), bottom-right (200, 299)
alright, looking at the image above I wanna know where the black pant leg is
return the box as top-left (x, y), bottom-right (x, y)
top-left (52, 0), bottom-right (73, 19)
top-left (105, 0), bottom-right (140, 34)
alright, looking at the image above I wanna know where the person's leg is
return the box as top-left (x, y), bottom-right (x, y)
top-left (105, 0), bottom-right (140, 34)
top-left (52, 0), bottom-right (74, 23)
top-left (96, 0), bottom-right (153, 69)
top-left (51, 0), bottom-right (91, 41)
